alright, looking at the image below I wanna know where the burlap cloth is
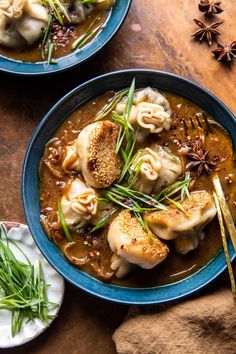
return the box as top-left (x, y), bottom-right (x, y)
top-left (113, 281), bottom-right (236, 354)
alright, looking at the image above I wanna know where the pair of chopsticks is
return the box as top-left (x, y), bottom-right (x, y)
top-left (212, 173), bottom-right (236, 305)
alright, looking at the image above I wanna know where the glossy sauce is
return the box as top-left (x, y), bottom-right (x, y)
top-left (39, 91), bottom-right (236, 287)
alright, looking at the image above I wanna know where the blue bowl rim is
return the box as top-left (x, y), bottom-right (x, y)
top-left (0, 0), bottom-right (132, 76)
top-left (22, 69), bottom-right (236, 305)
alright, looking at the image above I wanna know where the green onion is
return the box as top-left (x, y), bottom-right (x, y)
top-left (95, 89), bottom-right (129, 121)
top-left (41, 15), bottom-right (58, 64)
top-left (181, 171), bottom-right (191, 201)
top-left (57, 199), bottom-right (72, 242)
top-left (155, 175), bottom-right (191, 202)
top-left (89, 209), bottom-right (117, 233)
top-left (165, 196), bottom-right (188, 215)
top-left (114, 79), bottom-right (135, 155)
top-left (47, 42), bottom-right (57, 65)
top-left (103, 184), bottom-right (167, 212)
top-left (72, 15), bottom-right (103, 50)
top-left (0, 225), bottom-right (57, 336)
top-left (41, 0), bottom-right (70, 25)
top-left (128, 158), bottom-right (143, 188)
top-left (117, 130), bottom-right (137, 183)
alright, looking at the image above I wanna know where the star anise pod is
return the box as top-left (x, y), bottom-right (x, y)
top-left (186, 146), bottom-right (227, 176)
top-left (198, 1), bottom-right (224, 17)
top-left (212, 41), bottom-right (236, 62)
top-left (191, 19), bottom-right (223, 45)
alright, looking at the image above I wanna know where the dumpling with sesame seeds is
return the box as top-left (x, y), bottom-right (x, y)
top-left (107, 210), bottom-right (169, 278)
top-left (76, 121), bottom-right (122, 188)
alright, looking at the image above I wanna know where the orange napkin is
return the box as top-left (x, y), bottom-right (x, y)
top-left (113, 287), bottom-right (236, 354)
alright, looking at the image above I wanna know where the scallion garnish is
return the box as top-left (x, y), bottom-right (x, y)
top-left (89, 209), bottom-right (117, 233)
top-left (0, 225), bottom-right (57, 337)
top-left (41, 0), bottom-right (70, 25)
top-left (95, 89), bottom-right (129, 121)
top-left (72, 15), bottom-right (103, 50)
top-left (58, 199), bottom-right (72, 242)
top-left (114, 78), bottom-right (135, 155)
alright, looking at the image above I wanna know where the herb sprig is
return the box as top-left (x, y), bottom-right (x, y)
top-left (0, 225), bottom-right (57, 336)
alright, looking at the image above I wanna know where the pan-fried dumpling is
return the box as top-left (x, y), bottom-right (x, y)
top-left (144, 191), bottom-right (217, 254)
top-left (107, 210), bottom-right (169, 278)
top-left (174, 233), bottom-right (205, 255)
top-left (0, 0), bottom-right (49, 48)
top-left (62, 0), bottom-right (92, 24)
top-left (130, 148), bottom-right (162, 194)
top-left (62, 140), bottom-right (80, 172)
top-left (153, 147), bottom-right (183, 193)
top-left (115, 87), bottom-right (172, 134)
top-left (76, 121), bottom-right (121, 188)
top-left (61, 178), bottom-right (98, 229)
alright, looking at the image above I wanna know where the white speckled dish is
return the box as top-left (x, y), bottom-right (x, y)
top-left (0, 222), bottom-right (65, 349)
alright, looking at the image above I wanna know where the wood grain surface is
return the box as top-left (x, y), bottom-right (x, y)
top-left (0, 0), bottom-right (235, 353)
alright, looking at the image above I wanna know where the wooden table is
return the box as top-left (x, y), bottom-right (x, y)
top-left (0, 1), bottom-right (235, 353)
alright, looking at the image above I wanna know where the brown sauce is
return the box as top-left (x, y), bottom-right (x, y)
top-left (0, 9), bottom-right (110, 63)
top-left (39, 91), bottom-right (236, 287)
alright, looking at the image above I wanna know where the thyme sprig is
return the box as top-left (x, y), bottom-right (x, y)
top-left (0, 225), bottom-right (57, 337)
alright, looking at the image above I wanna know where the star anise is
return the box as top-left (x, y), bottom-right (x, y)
top-left (199, 1), bottom-right (224, 17)
top-left (191, 19), bottom-right (223, 45)
top-left (186, 146), bottom-right (227, 176)
top-left (212, 41), bottom-right (236, 62)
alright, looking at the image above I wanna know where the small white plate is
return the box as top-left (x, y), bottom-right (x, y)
top-left (0, 222), bottom-right (65, 348)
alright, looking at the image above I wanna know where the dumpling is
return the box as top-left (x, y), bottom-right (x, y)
top-left (130, 148), bottom-right (162, 194)
top-left (107, 210), bottom-right (169, 278)
top-left (0, 0), bottom-right (49, 48)
top-left (115, 87), bottom-right (172, 134)
top-left (110, 253), bottom-right (134, 279)
top-left (144, 191), bottom-right (217, 254)
top-left (62, 0), bottom-right (92, 24)
top-left (77, 121), bottom-right (121, 188)
top-left (62, 140), bottom-right (80, 172)
top-left (153, 147), bottom-right (183, 193)
top-left (61, 178), bottom-right (98, 229)
top-left (130, 146), bottom-right (182, 195)
top-left (174, 234), bottom-right (205, 255)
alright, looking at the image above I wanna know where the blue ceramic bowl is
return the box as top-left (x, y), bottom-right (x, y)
top-left (0, 1), bottom-right (131, 76)
top-left (22, 70), bottom-right (236, 304)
